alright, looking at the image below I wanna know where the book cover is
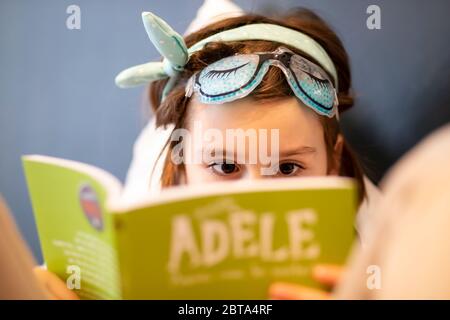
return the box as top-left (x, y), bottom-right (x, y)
top-left (23, 155), bottom-right (357, 299)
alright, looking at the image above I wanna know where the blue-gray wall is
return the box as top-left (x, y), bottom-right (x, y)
top-left (1, 0), bottom-right (449, 262)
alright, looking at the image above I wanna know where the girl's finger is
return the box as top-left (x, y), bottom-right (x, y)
top-left (268, 282), bottom-right (331, 300)
top-left (312, 264), bottom-right (344, 287)
top-left (33, 267), bottom-right (79, 300)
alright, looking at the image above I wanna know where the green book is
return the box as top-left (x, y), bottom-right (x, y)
top-left (23, 155), bottom-right (357, 300)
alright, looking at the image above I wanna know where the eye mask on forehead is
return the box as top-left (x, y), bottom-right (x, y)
top-left (185, 47), bottom-right (338, 118)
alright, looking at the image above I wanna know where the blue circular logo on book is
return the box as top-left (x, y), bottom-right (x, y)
top-left (79, 184), bottom-right (103, 231)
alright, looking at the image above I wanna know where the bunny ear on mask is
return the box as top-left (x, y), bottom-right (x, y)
top-left (115, 12), bottom-right (189, 92)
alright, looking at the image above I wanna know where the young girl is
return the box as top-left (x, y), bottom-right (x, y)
top-left (152, 11), bottom-right (364, 192)
top-left (35, 7), bottom-right (378, 300)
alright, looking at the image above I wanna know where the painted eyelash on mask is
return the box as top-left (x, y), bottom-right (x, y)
top-left (308, 77), bottom-right (334, 94)
top-left (203, 62), bottom-right (250, 79)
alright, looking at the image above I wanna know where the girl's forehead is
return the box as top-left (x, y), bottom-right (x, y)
top-left (186, 96), bottom-right (324, 138)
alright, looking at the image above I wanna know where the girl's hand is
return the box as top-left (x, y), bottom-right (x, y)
top-left (268, 264), bottom-right (344, 300)
top-left (33, 266), bottom-right (79, 300)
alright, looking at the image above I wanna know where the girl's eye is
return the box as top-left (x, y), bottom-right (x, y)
top-left (278, 162), bottom-right (303, 176)
top-left (209, 162), bottom-right (240, 175)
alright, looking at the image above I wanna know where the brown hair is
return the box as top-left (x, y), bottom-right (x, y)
top-left (148, 8), bottom-right (366, 202)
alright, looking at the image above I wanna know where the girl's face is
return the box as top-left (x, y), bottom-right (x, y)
top-left (183, 96), bottom-right (339, 185)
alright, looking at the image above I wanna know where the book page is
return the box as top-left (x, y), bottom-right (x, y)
top-left (23, 156), bottom-right (122, 299)
top-left (113, 177), bottom-right (357, 299)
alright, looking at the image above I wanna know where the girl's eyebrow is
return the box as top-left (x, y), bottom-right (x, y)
top-left (197, 146), bottom-right (316, 158)
top-left (279, 146), bottom-right (317, 157)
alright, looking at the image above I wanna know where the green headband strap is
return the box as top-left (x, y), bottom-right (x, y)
top-left (188, 24), bottom-right (338, 84)
top-left (115, 12), bottom-right (338, 100)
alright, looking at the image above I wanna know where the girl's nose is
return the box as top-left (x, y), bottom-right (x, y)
top-left (242, 165), bottom-right (266, 181)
